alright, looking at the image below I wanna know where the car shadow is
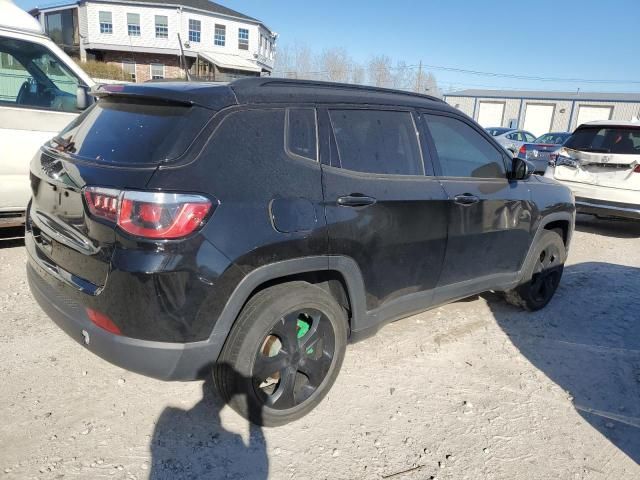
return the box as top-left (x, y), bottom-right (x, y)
top-left (150, 366), bottom-right (268, 480)
top-left (575, 214), bottom-right (640, 239)
top-left (484, 262), bottom-right (640, 464)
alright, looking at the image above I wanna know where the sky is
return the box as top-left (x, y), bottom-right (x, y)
top-left (15, 0), bottom-right (640, 93)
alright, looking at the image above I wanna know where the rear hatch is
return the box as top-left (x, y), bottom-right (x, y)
top-left (553, 125), bottom-right (640, 190)
top-left (28, 92), bottom-right (215, 289)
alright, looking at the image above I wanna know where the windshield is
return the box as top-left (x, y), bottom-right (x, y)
top-left (564, 127), bottom-right (640, 154)
top-left (52, 97), bottom-right (212, 165)
top-left (486, 128), bottom-right (510, 136)
top-left (0, 36), bottom-right (80, 112)
top-left (534, 133), bottom-right (570, 145)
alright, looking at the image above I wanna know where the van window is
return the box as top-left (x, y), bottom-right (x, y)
top-left (425, 114), bottom-right (506, 178)
top-left (287, 108), bottom-right (317, 161)
top-left (329, 109), bottom-right (423, 175)
top-left (0, 37), bottom-right (80, 112)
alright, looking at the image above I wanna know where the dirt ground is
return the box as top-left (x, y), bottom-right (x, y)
top-left (1, 215), bottom-right (639, 480)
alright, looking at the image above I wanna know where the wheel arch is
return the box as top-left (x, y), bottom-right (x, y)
top-left (207, 256), bottom-right (367, 359)
top-left (517, 211), bottom-right (574, 285)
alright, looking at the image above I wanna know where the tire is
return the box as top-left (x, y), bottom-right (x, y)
top-left (504, 230), bottom-right (566, 311)
top-left (214, 281), bottom-right (348, 427)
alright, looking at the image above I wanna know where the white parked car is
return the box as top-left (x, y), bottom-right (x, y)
top-left (486, 127), bottom-right (537, 155)
top-left (546, 121), bottom-right (640, 220)
top-left (0, 0), bottom-right (94, 227)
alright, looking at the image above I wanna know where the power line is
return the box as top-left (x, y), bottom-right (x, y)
top-left (273, 61), bottom-right (640, 86)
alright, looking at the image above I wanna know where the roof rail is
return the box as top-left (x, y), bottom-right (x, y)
top-left (231, 77), bottom-right (444, 103)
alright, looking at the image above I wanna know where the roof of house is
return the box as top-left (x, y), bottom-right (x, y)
top-left (444, 89), bottom-right (640, 102)
top-left (30, 0), bottom-right (263, 25)
top-left (114, 0), bottom-right (258, 22)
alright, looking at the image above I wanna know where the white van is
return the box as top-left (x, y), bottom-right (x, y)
top-left (0, 0), bottom-right (94, 227)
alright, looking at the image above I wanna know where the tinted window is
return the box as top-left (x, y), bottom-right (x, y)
top-left (287, 108), bottom-right (317, 160)
top-left (329, 109), bottom-right (423, 175)
top-left (425, 114), bottom-right (506, 178)
top-left (564, 127), bottom-right (640, 154)
top-left (53, 98), bottom-right (212, 165)
top-left (523, 132), bottom-right (536, 142)
top-left (535, 133), bottom-right (570, 145)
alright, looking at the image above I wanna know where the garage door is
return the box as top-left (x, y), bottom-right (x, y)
top-left (576, 105), bottom-right (613, 127)
top-left (523, 104), bottom-right (554, 138)
top-left (477, 102), bottom-right (505, 127)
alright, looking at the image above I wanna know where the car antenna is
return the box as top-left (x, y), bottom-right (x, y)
top-left (177, 33), bottom-right (191, 81)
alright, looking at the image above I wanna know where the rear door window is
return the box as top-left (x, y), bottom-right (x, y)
top-left (286, 108), bottom-right (317, 161)
top-left (328, 109), bottom-right (423, 175)
top-left (425, 114), bottom-right (507, 178)
top-left (53, 98), bottom-right (212, 165)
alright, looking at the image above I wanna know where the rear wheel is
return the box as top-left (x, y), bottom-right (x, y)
top-left (505, 230), bottom-right (565, 311)
top-left (214, 282), bottom-right (348, 427)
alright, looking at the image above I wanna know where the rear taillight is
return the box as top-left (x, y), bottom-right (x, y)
top-left (84, 187), bottom-right (121, 222)
top-left (519, 145), bottom-right (527, 155)
top-left (634, 164), bottom-right (640, 173)
top-left (83, 187), bottom-right (214, 239)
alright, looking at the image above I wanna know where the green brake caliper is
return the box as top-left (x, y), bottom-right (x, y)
top-left (296, 316), bottom-right (314, 355)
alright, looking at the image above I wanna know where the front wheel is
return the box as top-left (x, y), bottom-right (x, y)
top-left (214, 281), bottom-right (348, 427)
top-left (505, 230), bottom-right (566, 311)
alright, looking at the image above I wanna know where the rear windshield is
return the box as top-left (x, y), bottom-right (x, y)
top-left (534, 132), bottom-right (570, 145)
top-left (486, 128), bottom-right (510, 136)
top-left (564, 127), bottom-right (640, 155)
top-left (51, 98), bottom-right (212, 165)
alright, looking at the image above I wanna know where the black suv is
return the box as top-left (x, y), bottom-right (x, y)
top-left (26, 78), bottom-right (575, 426)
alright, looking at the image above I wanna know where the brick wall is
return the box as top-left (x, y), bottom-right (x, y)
top-left (101, 51), bottom-right (183, 82)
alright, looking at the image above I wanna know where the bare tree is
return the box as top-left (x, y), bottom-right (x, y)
top-left (367, 55), bottom-right (393, 88)
top-left (316, 48), bottom-right (352, 83)
top-left (351, 63), bottom-right (365, 85)
top-left (272, 43), bottom-right (441, 95)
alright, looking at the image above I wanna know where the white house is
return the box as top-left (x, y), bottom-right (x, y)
top-left (31, 0), bottom-right (277, 82)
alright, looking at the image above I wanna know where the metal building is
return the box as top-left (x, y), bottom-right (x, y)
top-left (443, 89), bottom-right (640, 137)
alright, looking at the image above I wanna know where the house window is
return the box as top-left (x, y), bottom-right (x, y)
top-left (238, 28), bottom-right (249, 50)
top-left (188, 19), bottom-right (201, 43)
top-left (214, 24), bottom-right (225, 46)
top-left (155, 15), bottom-right (168, 38)
top-left (150, 63), bottom-right (164, 80)
top-left (99, 11), bottom-right (112, 34)
top-left (127, 13), bottom-right (140, 36)
top-left (122, 61), bottom-right (136, 81)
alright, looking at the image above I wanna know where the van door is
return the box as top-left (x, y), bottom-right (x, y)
top-left (319, 107), bottom-right (449, 328)
top-left (0, 35), bottom-right (85, 216)
top-left (421, 112), bottom-right (535, 300)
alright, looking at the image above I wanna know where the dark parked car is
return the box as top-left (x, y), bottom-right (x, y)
top-left (26, 78), bottom-right (575, 426)
top-left (516, 132), bottom-right (572, 174)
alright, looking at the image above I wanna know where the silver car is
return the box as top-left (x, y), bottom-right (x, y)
top-left (486, 128), bottom-right (537, 155)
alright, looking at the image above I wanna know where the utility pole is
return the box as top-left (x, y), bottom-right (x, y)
top-left (415, 60), bottom-right (423, 93)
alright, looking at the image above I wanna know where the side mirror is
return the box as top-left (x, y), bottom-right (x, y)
top-left (511, 157), bottom-right (533, 180)
top-left (76, 85), bottom-right (90, 110)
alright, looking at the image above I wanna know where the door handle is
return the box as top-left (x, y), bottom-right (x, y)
top-left (453, 193), bottom-right (480, 206)
top-left (337, 194), bottom-right (377, 207)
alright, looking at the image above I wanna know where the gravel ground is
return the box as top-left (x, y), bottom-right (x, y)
top-left (1, 216), bottom-right (639, 480)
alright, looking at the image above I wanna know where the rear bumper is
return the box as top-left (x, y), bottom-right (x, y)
top-left (27, 261), bottom-right (226, 381)
top-left (575, 197), bottom-right (640, 220)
